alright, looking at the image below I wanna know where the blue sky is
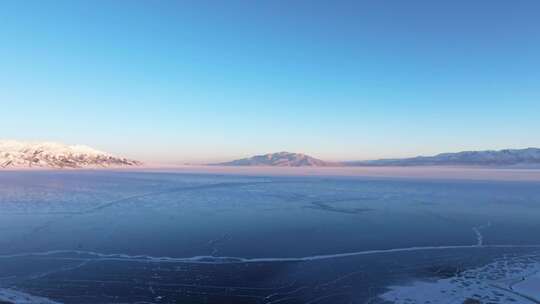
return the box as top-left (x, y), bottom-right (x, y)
top-left (1, 0), bottom-right (539, 163)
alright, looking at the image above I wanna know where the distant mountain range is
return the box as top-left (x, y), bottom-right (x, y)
top-left (216, 148), bottom-right (540, 167)
top-left (0, 140), bottom-right (142, 169)
top-left (350, 148), bottom-right (540, 167)
top-left (215, 152), bottom-right (339, 167)
top-left (3, 142), bottom-right (539, 169)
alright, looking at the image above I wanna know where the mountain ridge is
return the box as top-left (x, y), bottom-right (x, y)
top-left (0, 140), bottom-right (142, 169)
top-left (215, 148), bottom-right (540, 167)
top-left (213, 152), bottom-right (339, 167)
top-left (347, 147), bottom-right (540, 167)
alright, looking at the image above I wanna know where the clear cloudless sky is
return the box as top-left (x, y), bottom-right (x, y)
top-left (1, 0), bottom-right (539, 164)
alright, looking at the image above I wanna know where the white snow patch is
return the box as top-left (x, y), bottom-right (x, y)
top-left (513, 271), bottom-right (540, 302)
top-left (380, 252), bottom-right (540, 304)
top-left (0, 288), bottom-right (61, 304)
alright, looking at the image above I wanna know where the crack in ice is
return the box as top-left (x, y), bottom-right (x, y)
top-left (472, 221), bottom-right (492, 246)
top-left (2, 244), bottom-right (540, 265)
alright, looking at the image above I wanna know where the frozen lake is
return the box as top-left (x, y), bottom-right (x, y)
top-left (0, 171), bottom-right (539, 303)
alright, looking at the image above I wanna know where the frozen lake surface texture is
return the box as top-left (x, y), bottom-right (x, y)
top-left (0, 171), bottom-right (539, 304)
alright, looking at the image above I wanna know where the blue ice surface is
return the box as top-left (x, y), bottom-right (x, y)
top-left (0, 171), bottom-right (539, 303)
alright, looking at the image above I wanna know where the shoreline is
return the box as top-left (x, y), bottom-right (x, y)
top-left (2, 165), bottom-right (540, 182)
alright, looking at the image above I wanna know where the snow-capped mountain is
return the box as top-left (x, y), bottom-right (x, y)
top-left (0, 140), bottom-right (142, 169)
top-left (215, 152), bottom-right (339, 167)
top-left (347, 148), bottom-right (540, 167)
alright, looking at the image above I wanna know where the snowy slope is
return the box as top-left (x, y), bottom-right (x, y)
top-left (0, 140), bottom-right (141, 169)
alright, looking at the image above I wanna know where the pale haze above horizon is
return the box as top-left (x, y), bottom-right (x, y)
top-left (2, 0), bottom-right (539, 164)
